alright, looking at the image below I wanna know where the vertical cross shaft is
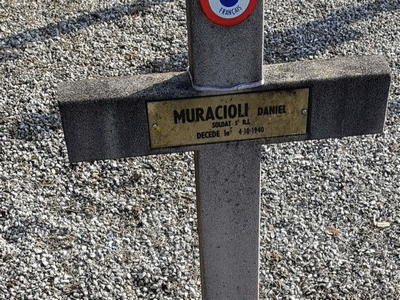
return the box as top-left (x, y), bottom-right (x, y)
top-left (195, 142), bottom-right (261, 299)
top-left (186, 0), bottom-right (264, 298)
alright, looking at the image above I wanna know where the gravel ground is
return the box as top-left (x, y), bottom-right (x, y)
top-left (0, 0), bottom-right (400, 299)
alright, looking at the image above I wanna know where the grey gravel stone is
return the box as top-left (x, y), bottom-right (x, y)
top-left (0, 0), bottom-right (399, 299)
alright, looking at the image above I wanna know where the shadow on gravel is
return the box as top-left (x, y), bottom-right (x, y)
top-left (0, 0), bottom-right (174, 62)
top-left (1, 0), bottom-right (399, 65)
top-left (10, 112), bottom-right (61, 141)
top-left (1, 0), bottom-right (398, 65)
top-left (264, 0), bottom-right (399, 63)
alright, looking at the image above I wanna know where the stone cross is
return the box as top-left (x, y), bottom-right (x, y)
top-left (58, 0), bottom-right (390, 299)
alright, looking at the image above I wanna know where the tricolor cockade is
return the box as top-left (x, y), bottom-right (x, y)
top-left (199, 0), bottom-right (257, 26)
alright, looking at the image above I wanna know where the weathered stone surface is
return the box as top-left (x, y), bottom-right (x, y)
top-left (58, 55), bottom-right (390, 163)
top-left (195, 141), bottom-right (261, 300)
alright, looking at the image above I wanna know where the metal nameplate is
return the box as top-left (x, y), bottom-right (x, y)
top-left (147, 88), bottom-right (309, 149)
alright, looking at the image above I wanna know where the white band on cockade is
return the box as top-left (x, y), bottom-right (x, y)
top-left (209, 0), bottom-right (250, 19)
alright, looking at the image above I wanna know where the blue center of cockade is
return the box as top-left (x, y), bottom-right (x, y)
top-left (220, 0), bottom-right (239, 7)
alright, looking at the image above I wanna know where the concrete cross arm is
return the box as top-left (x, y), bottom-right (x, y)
top-left (58, 55), bottom-right (390, 163)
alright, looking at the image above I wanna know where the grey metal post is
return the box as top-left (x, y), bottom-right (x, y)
top-left (186, 0), bottom-right (264, 298)
top-left (186, 0), bottom-right (264, 89)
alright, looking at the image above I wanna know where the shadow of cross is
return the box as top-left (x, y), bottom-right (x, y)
top-left (263, 0), bottom-right (400, 63)
top-left (0, 0), bottom-right (398, 64)
top-left (0, 1), bottom-right (174, 62)
top-left (58, 0), bottom-right (390, 299)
